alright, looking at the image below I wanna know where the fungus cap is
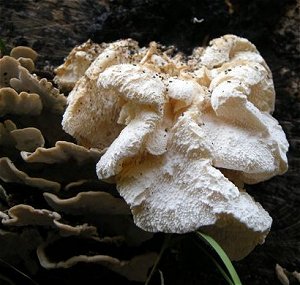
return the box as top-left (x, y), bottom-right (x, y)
top-left (61, 35), bottom-right (289, 260)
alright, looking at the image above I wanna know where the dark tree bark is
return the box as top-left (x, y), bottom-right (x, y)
top-left (0, 0), bottom-right (299, 284)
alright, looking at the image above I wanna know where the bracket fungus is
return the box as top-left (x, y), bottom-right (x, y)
top-left (21, 141), bottom-right (102, 164)
top-left (43, 191), bottom-right (130, 216)
top-left (43, 191), bottom-right (153, 246)
top-left (1, 204), bottom-right (98, 237)
top-left (62, 35), bottom-right (289, 260)
top-left (37, 236), bottom-right (157, 282)
top-left (0, 157), bottom-right (61, 192)
top-left (0, 119), bottom-right (45, 152)
top-left (0, 43), bottom-right (159, 282)
top-left (0, 55), bottom-right (66, 113)
top-left (0, 87), bottom-right (42, 116)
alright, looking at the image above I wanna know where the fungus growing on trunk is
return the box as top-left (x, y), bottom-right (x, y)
top-left (62, 35), bottom-right (289, 260)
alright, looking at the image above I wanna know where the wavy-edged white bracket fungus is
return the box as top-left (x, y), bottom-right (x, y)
top-left (43, 191), bottom-right (153, 246)
top-left (10, 46), bottom-right (37, 73)
top-left (37, 236), bottom-right (157, 282)
top-left (0, 157), bottom-right (60, 192)
top-left (44, 191), bottom-right (130, 216)
top-left (21, 141), bottom-right (102, 164)
top-left (0, 120), bottom-right (45, 151)
top-left (0, 45), bottom-right (161, 281)
top-left (10, 46), bottom-right (38, 62)
top-left (0, 87), bottom-right (42, 116)
top-left (0, 55), bottom-right (66, 113)
top-left (62, 35), bottom-right (289, 260)
top-left (1, 204), bottom-right (98, 237)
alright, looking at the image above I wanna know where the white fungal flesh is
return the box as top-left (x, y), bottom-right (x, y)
top-left (62, 34), bottom-right (289, 260)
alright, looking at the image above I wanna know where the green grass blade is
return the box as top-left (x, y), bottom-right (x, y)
top-left (194, 237), bottom-right (234, 285)
top-left (196, 231), bottom-right (242, 285)
top-left (194, 240), bottom-right (234, 285)
top-left (0, 258), bottom-right (39, 285)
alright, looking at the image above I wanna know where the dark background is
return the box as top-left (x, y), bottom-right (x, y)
top-left (0, 0), bottom-right (299, 284)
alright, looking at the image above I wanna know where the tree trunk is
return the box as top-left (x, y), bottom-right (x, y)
top-left (0, 0), bottom-right (299, 284)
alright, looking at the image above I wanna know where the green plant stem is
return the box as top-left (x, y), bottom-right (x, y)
top-left (195, 232), bottom-right (242, 285)
top-left (194, 240), bottom-right (234, 285)
top-left (0, 258), bottom-right (38, 285)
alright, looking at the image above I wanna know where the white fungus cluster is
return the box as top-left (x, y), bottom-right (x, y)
top-left (58, 35), bottom-right (289, 260)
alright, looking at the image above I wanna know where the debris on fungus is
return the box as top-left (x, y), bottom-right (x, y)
top-left (62, 35), bottom-right (289, 260)
top-left (54, 40), bottom-right (108, 92)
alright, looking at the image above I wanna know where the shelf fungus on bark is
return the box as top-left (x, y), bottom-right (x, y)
top-left (62, 35), bottom-right (289, 260)
top-left (1, 204), bottom-right (98, 237)
top-left (21, 141), bottom-right (102, 164)
top-left (0, 120), bottom-right (45, 152)
top-left (0, 87), bottom-right (42, 116)
top-left (0, 54), bottom-right (66, 113)
top-left (36, 235), bottom-right (157, 282)
top-left (0, 44), bottom-right (158, 281)
top-left (0, 157), bottom-right (61, 192)
top-left (43, 191), bottom-right (153, 246)
top-left (43, 191), bottom-right (130, 216)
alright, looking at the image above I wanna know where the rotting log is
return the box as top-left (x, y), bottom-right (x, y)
top-left (0, 0), bottom-right (299, 284)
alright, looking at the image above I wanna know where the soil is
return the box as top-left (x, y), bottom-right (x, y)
top-left (0, 0), bottom-right (299, 284)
